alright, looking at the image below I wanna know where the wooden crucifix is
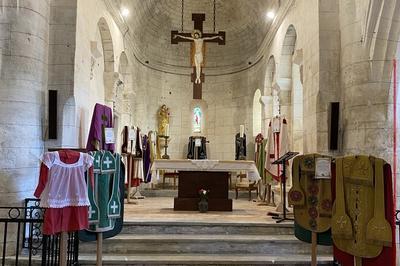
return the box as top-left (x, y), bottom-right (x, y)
top-left (171, 13), bottom-right (225, 99)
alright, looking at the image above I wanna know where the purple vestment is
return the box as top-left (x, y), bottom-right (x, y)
top-left (142, 135), bottom-right (152, 183)
top-left (86, 103), bottom-right (115, 152)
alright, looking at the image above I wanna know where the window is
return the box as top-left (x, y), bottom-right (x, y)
top-left (193, 107), bottom-right (202, 133)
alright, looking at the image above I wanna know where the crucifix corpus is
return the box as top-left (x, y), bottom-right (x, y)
top-left (171, 13), bottom-right (225, 99)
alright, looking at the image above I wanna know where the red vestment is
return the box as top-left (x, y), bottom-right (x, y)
top-left (34, 150), bottom-right (94, 235)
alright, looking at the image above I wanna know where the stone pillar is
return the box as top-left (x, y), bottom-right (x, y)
top-left (0, 0), bottom-right (50, 205)
top-left (277, 78), bottom-right (292, 150)
top-left (338, 0), bottom-right (400, 207)
top-left (260, 95), bottom-right (273, 136)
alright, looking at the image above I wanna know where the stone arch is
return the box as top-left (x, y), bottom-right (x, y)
top-left (252, 89), bottom-right (262, 137)
top-left (114, 51), bottom-right (134, 152)
top-left (98, 17), bottom-right (118, 104)
top-left (277, 25), bottom-right (299, 151)
top-left (98, 17), bottom-right (115, 73)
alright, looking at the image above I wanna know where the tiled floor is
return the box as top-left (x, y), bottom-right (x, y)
top-left (123, 196), bottom-right (293, 224)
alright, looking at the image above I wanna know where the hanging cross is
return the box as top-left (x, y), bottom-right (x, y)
top-left (171, 13), bottom-right (225, 100)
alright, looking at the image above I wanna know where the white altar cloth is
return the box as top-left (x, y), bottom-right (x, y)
top-left (151, 159), bottom-right (261, 183)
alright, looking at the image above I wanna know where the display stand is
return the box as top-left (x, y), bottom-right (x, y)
top-left (311, 231), bottom-right (317, 266)
top-left (130, 185), bottom-right (145, 199)
top-left (97, 232), bottom-right (102, 266)
top-left (271, 151), bottom-right (298, 223)
top-left (59, 232), bottom-right (68, 266)
top-left (257, 183), bottom-right (276, 207)
top-left (126, 157), bottom-right (145, 200)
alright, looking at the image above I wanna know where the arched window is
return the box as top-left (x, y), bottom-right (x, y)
top-left (193, 106), bottom-right (202, 133)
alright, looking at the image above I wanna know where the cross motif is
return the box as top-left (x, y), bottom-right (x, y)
top-left (103, 156), bottom-right (112, 168)
top-left (95, 156), bottom-right (100, 165)
top-left (88, 206), bottom-right (96, 219)
top-left (337, 216), bottom-right (347, 229)
top-left (110, 201), bottom-right (118, 213)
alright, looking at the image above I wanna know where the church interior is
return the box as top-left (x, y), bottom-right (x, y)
top-left (0, 0), bottom-right (400, 265)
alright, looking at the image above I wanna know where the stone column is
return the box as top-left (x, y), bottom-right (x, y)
top-left (260, 95), bottom-right (273, 136)
top-left (0, 1), bottom-right (50, 205)
top-left (338, 0), bottom-right (400, 208)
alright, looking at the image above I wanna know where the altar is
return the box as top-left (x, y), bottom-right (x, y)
top-left (151, 160), bottom-right (261, 211)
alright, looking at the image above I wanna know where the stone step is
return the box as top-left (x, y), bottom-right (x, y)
top-left (77, 253), bottom-right (334, 265)
top-left (6, 253), bottom-right (335, 266)
top-left (120, 221), bottom-right (294, 235)
top-left (79, 234), bottom-right (332, 255)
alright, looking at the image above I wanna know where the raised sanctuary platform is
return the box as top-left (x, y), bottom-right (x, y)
top-left (151, 159), bottom-right (261, 211)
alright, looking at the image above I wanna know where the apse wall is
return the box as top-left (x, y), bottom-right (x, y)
top-left (131, 0), bottom-right (324, 160)
top-left (132, 58), bottom-right (265, 161)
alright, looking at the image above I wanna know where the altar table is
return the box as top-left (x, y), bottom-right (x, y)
top-left (151, 160), bottom-right (261, 211)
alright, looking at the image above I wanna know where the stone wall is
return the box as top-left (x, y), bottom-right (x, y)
top-left (74, 0), bottom-right (126, 149)
top-left (46, 0), bottom-right (77, 148)
top-left (338, 0), bottom-right (400, 206)
top-left (132, 59), bottom-right (265, 161)
top-left (0, 0), bottom-right (49, 205)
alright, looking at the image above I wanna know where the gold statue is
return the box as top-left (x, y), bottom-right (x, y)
top-left (158, 104), bottom-right (170, 136)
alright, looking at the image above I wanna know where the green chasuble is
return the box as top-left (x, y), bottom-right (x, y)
top-left (257, 139), bottom-right (270, 183)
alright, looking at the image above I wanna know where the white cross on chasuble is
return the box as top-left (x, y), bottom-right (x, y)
top-left (110, 201), bottom-right (118, 213)
top-left (104, 156), bottom-right (112, 168)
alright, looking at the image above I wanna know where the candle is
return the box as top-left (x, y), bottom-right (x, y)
top-left (165, 124), bottom-right (170, 137)
top-left (240, 125), bottom-right (244, 138)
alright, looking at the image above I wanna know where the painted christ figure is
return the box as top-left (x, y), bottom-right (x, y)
top-left (174, 30), bottom-right (223, 84)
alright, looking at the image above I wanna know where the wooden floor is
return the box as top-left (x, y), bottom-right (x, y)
top-left (123, 193), bottom-right (292, 225)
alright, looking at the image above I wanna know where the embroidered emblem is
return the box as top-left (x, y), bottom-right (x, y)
top-left (337, 215), bottom-right (348, 229)
top-left (289, 190), bottom-right (303, 202)
top-left (308, 207), bottom-right (318, 219)
top-left (304, 157), bottom-right (314, 169)
top-left (308, 184), bottom-right (319, 195)
top-left (321, 199), bottom-right (332, 211)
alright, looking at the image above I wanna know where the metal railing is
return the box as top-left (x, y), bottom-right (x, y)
top-left (0, 198), bottom-right (78, 266)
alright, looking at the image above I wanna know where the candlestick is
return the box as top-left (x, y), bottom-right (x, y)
top-left (165, 124), bottom-right (170, 137)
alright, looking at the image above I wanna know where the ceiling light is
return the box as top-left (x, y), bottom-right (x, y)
top-left (266, 11), bottom-right (275, 20)
top-left (121, 8), bottom-right (129, 17)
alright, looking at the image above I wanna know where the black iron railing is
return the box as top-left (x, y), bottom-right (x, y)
top-left (0, 198), bottom-right (79, 266)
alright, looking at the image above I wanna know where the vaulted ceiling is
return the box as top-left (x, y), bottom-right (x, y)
top-left (107, 0), bottom-right (284, 73)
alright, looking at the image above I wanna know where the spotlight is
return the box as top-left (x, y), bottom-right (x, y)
top-left (121, 8), bottom-right (129, 17)
top-left (266, 11), bottom-right (275, 20)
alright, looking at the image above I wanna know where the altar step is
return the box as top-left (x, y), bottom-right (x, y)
top-left (6, 254), bottom-right (334, 266)
top-left (10, 222), bottom-right (334, 265)
top-left (77, 221), bottom-right (333, 265)
top-left (77, 254), bottom-right (334, 265)
top-left (78, 233), bottom-right (332, 255)
top-left (120, 221), bottom-right (294, 235)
